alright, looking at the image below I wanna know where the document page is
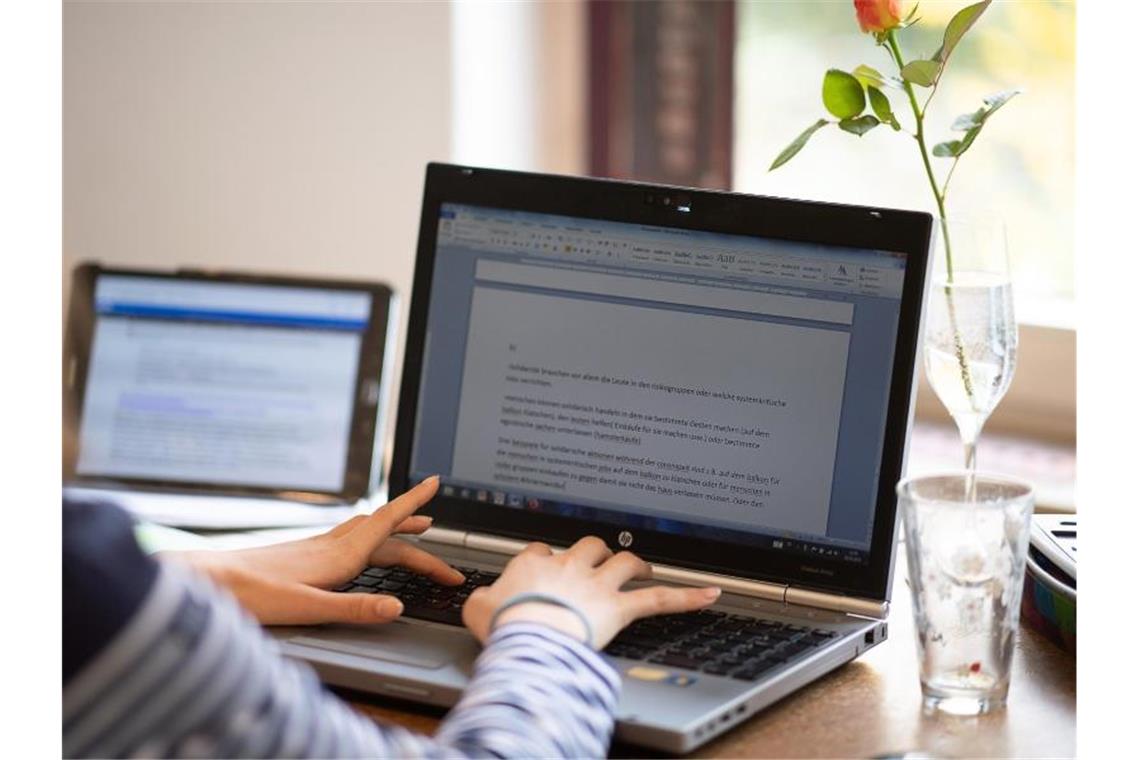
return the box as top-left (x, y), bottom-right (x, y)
top-left (450, 287), bottom-right (851, 535)
top-left (77, 319), bottom-right (361, 491)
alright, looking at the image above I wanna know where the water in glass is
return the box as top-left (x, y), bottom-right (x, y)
top-left (923, 271), bottom-right (1017, 469)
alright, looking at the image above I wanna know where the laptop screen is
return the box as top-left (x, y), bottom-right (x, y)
top-left (75, 275), bottom-right (373, 493)
top-left (408, 203), bottom-right (906, 565)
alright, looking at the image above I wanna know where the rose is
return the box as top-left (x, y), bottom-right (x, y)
top-left (769, 1), bottom-right (1014, 441)
top-left (853, 0), bottom-right (904, 34)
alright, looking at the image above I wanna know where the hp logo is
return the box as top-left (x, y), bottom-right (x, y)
top-left (617, 530), bottom-right (634, 548)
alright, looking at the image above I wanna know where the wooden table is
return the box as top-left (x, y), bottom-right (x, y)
top-left (345, 546), bottom-right (1076, 758)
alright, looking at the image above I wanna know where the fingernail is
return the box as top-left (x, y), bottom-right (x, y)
top-left (704, 587), bottom-right (722, 601)
top-left (428, 475), bottom-right (440, 484)
top-left (380, 598), bottom-right (404, 616)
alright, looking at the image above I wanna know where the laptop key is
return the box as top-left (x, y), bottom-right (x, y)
top-left (651, 654), bottom-right (706, 670)
top-left (702, 663), bottom-right (734, 676)
top-left (781, 641), bottom-right (816, 658)
top-left (402, 606), bottom-right (463, 625)
top-left (604, 645), bottom-right (651, 660)
top-left (731, 669), bottom-right (766, 681)
top-left (807, 630), bottom-right (839, 643)
top-left (611, 634), bottom-right (665, 650)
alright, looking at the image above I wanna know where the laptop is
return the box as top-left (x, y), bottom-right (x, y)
top-left (276, 164), bottom-right (932, 753)
top-left (62, 264), bottom-right (398, 528)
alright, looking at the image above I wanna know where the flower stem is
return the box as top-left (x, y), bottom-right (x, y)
top-left (885, 30), bottom-right (979, 419)
top-left (886, 32), bottom-right (955, 280)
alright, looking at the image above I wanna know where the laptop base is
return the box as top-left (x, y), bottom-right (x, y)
top-left (275, 542), bottom-right (886, 753)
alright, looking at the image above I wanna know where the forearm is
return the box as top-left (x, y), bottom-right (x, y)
top-left (436, 622), bottom-right (621, 757)
top-left (65, 563), bottom-right (620, 758)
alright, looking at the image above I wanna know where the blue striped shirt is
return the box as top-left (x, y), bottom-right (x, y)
top-left (63, 502), bottom-right (620, 758)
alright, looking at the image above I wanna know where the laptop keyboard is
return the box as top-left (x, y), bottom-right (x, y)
top-left (337, 566), bottom-right (842, 680)
top-left (336, 565), bottom-right (499, 624)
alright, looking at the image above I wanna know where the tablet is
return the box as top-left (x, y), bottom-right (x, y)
top-left (63, 263), bottom-right (396, 504)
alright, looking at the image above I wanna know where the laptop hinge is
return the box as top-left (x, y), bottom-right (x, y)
top-left (785, 587), bottom-right (888, 619)
top-left (420, 527), bottom-right (889, 619)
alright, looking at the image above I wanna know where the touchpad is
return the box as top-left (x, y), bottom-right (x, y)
top-left (289, 620), bottom-right (476, 669)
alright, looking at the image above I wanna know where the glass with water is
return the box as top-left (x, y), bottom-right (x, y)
top-left (898, 473), bottom-right (1034, 715)
top-left (923, 216), bottom-right (1017, 474)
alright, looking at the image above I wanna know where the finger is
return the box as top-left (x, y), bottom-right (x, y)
top-left (374, 540), bottom-right (465, 585)
top-left (273, 588), bottom-right (406, 626)
top-left (349, 476), bottom-right (440, 551)
top-left (595, 551), bottom-right (651, 586)
top-left (393, 515), bottom-right (434, 535)
top-left (519, 541), bottom-right (554, 557)
top-left (226, 570), bottom-right (406, 626)
top-left (620, 585), bottom-right (722, 623)
top-left (323, 514), bottom-right (366, 538)
top-left (461, 586), bottom-right (494, 642)
top-left (563, 536), bottom-right (613, 568)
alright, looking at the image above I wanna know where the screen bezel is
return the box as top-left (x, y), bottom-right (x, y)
top-left (63, 263), bottom-right (394, 504)
top-left (390, 163), bottom-right (932, 601)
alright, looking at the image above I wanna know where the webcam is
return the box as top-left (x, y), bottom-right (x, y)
top-left (644, 191), bottom-right (693, 213)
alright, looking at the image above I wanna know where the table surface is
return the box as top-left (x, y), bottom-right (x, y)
top-left (344, 545), bottom-right (1076, 758)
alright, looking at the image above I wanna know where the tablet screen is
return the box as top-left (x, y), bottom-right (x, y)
top-left (74, 274), bottom-right (373, 493)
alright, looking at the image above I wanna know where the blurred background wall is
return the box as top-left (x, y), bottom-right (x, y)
top-left (64, 0), bottom-right (452, 327)
top-left (64, 0), bottom-right (1074, 450)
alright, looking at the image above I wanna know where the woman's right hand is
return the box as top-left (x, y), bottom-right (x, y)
top-left (461, 536), bottom-right (721, 650)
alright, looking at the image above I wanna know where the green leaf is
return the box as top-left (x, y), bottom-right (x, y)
top-left (935, 124), bottom-right (982, 157)
top-left (838, 115), bottom-right (880, 136)
top-left (769, 119), bottom-right (829, 171)
top-left (933, 140), bottom-right (964, 157)
top-left (822, 69), bottom-right (866, 120)
top-left (867, 87), bottom-right (900, 131)
top-left (950, 90), bottom-right (1020, 131)
top-left (935, 88), bottom-right (1021, 159)
top-left (900, 59), bottom-right (941, 88)
top-left (852, 64), bottom-right (885, 89)
top-left (951, 108), bottom-right (986, 131)
top-left (933, 1), bottom-right (991, 64)
top-left (983, 88), bottom-right (1021, 112)
top-left (852, 64), bottom-right (903, 91)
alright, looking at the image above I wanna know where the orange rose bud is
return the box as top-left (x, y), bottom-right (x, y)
top-left (853, 0), bottom-right (904, 34)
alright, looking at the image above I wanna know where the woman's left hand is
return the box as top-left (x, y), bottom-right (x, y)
top-left (162, 476), bottom-right (462, 625)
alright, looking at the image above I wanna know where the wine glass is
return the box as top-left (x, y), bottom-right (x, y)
top-left (923, 216), bottom-right (1018, 480)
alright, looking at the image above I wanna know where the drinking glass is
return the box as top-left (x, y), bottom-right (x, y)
top-left (923, 216), bottom-right (1017, 474)
top-left (899, 472), bottom-right (1034, 715)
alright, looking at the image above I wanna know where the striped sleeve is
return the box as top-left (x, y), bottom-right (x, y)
top-left (63, 563), bottom-right (621, 758)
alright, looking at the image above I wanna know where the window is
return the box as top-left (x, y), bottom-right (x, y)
top-left (735, 1), bottom-right (1075, 320)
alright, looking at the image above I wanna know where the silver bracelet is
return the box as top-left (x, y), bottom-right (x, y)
top-left (488, 592), bottom-right (594, 648)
